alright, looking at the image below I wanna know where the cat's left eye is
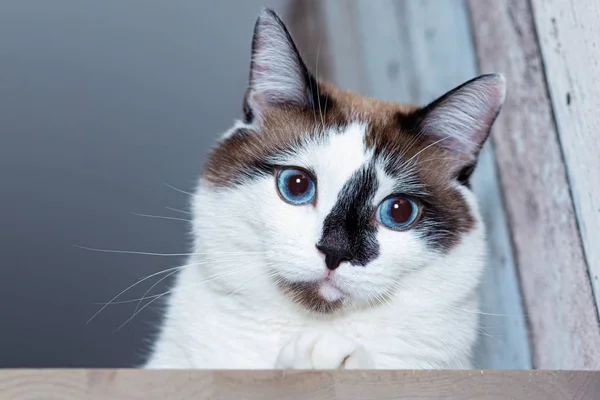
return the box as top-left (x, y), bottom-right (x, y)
top-left (376, 195), bottom-right (420, 230)
top-left (276, 167), bottom-right (316, 205)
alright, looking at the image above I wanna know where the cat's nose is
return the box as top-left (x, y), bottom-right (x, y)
top-left (316, 244), bottom-right (353, 271)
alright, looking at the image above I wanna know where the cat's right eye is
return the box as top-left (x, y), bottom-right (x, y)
top-left (275, 167), bottom-right (316, 205)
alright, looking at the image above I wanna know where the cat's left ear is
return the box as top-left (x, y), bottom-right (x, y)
top-left (243, 8), bottom-right (319, 124)
top-left (416, 74), bottom-right (506, 183)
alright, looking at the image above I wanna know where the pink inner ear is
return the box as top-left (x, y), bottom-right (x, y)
top-left (253, 63), bottom-right (267, 74)
top-left (246, 91), bottom-right (268, 125)
top-left (251, 35), bottom-right (268, 75)
top-left (254, 33), bottom-right (262, 47)
top-left (420, 75), bottom-right (506, 161)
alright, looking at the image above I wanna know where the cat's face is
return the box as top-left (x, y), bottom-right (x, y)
top-left (193, 10), bottom-right (505, 314)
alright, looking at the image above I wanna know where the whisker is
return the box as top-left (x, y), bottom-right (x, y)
top-left (447, 305), bottom-right (527, 318)
top-left (130, 212), bottom-right (191, 222)
top-left (87, 264), bottom-right (191, 324)
top-left (394, 124), bottom-right (427, 164)
top-left (95, 263), bottom-right (261, 307)
top-left (224, 268), bottom-right (280, 298)
top-left (75, 245), bottom-right (192, 257)
top-left (157, 177), bottom-right (194, 196)
top-left (166, 206), bottom-right (192, 215)
top-left (315, 26), bottom-right (325, 131)
top-left (132, 268), bottom-right (181, 316)
top-left (114, 265), bottom-right (263, 330)
top-left (322, 91), bottom-right (329, 128)
top-left (402, 136), bottom-right (451, 167)
top-left (413, 157), bottom-right (465, 167)
top-left (93, 259), bottom-right (265, 325)
top-left (130, 251), bottom-right (266, 313)
top-left (113, 291), bottom-right (169, 332)
top-left (476, 328), bottom-right (503, 344)
top-left (307, 76), bottom-right (318, 127)
top-left (73, 245), bottom-right (267, 257)
top-left (93, 293), bottom-right (166, 305)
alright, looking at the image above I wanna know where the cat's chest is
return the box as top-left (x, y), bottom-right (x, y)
top-left (208, 311), bottom-right (393, 352)
top-left (193, 313), bottom-right (300, 367)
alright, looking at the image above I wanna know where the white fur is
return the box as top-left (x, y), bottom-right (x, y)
top-left (275, 330), bottom-right (375, 369)
top-left (144, 122), bottom-right (486, 369)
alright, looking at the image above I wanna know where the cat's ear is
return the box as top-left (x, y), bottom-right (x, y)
top-left (416, 74), bottom-right (506, 182)
top-left (243, 8), bottom-right (317, 124)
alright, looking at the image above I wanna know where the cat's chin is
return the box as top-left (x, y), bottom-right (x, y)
top-left (275, 276), bottom-right (347, 314)
top-left (318, 280), bottom-right (345, 302)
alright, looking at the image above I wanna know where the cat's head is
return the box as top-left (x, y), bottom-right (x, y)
top-left (193, 9), bottom-right (505, 314)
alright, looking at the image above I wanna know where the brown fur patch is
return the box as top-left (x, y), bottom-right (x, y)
top-left (204, 81), bottom-right (416, 185)
top-left (203, 79), bottom-right (475, 250)
top-left (203, 84), bottom-right (347, 186)
top-left (277, 279), bottom-right (344, 314)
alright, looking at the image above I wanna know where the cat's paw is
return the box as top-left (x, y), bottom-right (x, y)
top-left (274, 330), bottom-right (375, 369)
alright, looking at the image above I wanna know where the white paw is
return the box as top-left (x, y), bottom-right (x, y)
top-left (274, 330), bottom-right (375, 369)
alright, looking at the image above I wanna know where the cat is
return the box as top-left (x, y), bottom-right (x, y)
top-left (144, 8), bottom-right (505, 369)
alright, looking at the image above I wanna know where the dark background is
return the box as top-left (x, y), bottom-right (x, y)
top-left (0, 0), bottom-right (290, 367)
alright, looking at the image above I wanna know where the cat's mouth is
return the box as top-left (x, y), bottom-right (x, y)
top-left (275, 276), bottom-right (346, 314)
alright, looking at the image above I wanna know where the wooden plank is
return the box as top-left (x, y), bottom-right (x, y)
top-left (530, 0), bottom-right (600, 318)
top-left (319, 0), bottom-right (530, 369)
top-left (1, 370), bottom-right (599, 399)
top-left (468, 0), bottom-right (600, 368)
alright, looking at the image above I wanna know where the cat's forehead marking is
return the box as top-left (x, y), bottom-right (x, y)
top-left (307, 122), bottom-right (372, 213)
top-left (373, 165), bottom-right (397, 205)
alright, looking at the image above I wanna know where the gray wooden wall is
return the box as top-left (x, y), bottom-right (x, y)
top-left (285, 0), bottom-right (600, 369)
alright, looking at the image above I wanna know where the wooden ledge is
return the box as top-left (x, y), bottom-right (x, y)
top-left (1, 370), bottom-right (599, 399)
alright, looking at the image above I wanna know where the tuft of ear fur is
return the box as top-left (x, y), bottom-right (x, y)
top-left (243, 8), bottom-right (317, 124)
top-left (417, 74), bottom-right (506, 182)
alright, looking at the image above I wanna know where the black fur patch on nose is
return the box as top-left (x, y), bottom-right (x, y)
top-left (317, 166), bottom-right (379, 266)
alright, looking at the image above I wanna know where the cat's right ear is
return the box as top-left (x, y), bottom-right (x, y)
top-left (243, 8), bottom-right (317, 124)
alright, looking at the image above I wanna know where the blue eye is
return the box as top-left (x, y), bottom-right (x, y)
top-left (276, 168), bottom-right (316, 205)
top-left (377, 195), bottom-right (419, 230)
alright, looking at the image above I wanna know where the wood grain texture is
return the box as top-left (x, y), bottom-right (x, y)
top-left (318, 0), bottom-right (530, 369)
top-left (530, 0), bottom-right (600, 318)
top-left (1, 370), bottom-right (599, 399)
top-left (468, 0), bottom-right (600, 368)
